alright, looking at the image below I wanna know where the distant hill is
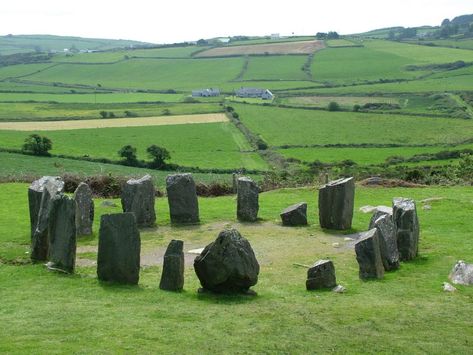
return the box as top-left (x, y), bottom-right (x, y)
top-left (0, 34), bottom-right (154, 56)
top-left (451, 14), bottom-right (473, 26)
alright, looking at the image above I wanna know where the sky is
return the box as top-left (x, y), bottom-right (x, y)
top-left (0, 0), bottom-right (471, 44)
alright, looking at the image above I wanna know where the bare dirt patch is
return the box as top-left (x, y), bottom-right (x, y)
top-left (196, 40), bottom-right (325, 57)
top-left (0, 113), bottom-right (228, 131)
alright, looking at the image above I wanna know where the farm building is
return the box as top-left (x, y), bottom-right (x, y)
top-left (235, 87), bottom-right (274, 100)
top-left (192, 88), bottom-right (220, 97)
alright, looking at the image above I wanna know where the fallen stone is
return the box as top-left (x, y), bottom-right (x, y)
top-left (29, 177), bottom-right (64, 262)
top-left (370, 213), bottom-right (400, 271)
top-left (332, 242), bottom-right (341, 248)
top-left (443, 282), bottom-right (457, 292)
top-left (393, 198), bottom-right (419, 261)
top-left (74, 182), bottom-right (94, 236)
top-left (355, 228), bottom-right (384, 280)
top-left (306, 260), bottom-right (337, 290)
top-left (280, 202), bottom-right (307, 226)
top-left (47, 194), bottom-right (76, 273)
top-left (194, 229), bottom-right (259, 293)
top-left (121, 175), bottom-right (156, 227)
top-left (237, 177), bottom-right (259, 222)
top-left (332, 285), bottom-right (346, 293)
top-left (422, 204), bottom-right (432, 211)
top-left (159, 240), bottom-right (184, 291)
top-left (449, 260), bottom-right (473, 285)
top-left (318, 177), bottom-right (355, 230)
top-left (166, 173), bottom-right (199, 224)
top-left (97, 213), bottom-right (141, 284)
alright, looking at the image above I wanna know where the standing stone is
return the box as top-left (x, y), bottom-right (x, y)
top-left (47, 194), bottom-right (76, 273)
top-left (194, 229), bottom-right (260, 293)
top-left (355, 228), bottom-right (384, 280)
top-left (166, 173), bottom-right (199, 224)
top-left (280, 202), bottom-right (307, 226)
top-left (74, 182), bottom-right (94, 236)
top-left (237, 177), bottom-right (259, 222)
top-left (393, 198), bottom-right (419, 261)
top-left (159, 240), bottom-right (184, 291)
top-left (121, 175), bottom-right (156, 227)
top-left (318, 177), bottom-right (355, 230)
top-left (306, 259), bottom-right (337, 290)
top-left (97, 213), bottom-right (141, 285)
top-left (28, 177), bottom-right (64, 262)
top-left (370, 213), bottom-right (400, 271)
top-left (449, 260), bottom-right (473, 285)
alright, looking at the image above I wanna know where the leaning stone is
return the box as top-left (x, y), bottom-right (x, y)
top-left (29, 177), bottom-right (64, 262)
top-left (194, 229), bottom-right (259, 293)
top-left (318, 177), bottom-right (355, 230)
top-left (121, 175), bottom-right (156, 227)
top-left (74, 182), bottom-right (94, 236)
top-left (449, 260), bottom-right (473, 285)
top-left (159, 240), bottom-right (184, 291)
top-left (370, 214), bottom-right (400, 271)
top-left (47, 194), bottom-right (76, 273)
top-left (166, 173), bottom-right (199, 224)
top-left (237, 177), bottom-right (259, 222)
top-left (306, 259), bottom-right (337, 290)
top-left (97, 213), bottom-right (141, 284)
top-left (393, 198), bottom-right (419, 261)
top-left (280, 202), bottom-right (307, 226)
top-left (355, 228), bottom-right (384, 280)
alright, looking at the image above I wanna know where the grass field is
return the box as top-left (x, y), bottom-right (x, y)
top-left (234, 104), bottom-right (473, 147)
top-left (243, 55), bottom-right (309, 80)
top-left (1, 183), bottom-right (472, 352)
top-left (0, 122), bottom-right (268, 170)
top-left (0, 92), bottom-right (186, 103)
top-left (0, 113), bottom-right (228, 130)
top-left (326, 39), bottom-right (360, 47)
top-left (280, 96), bottom-right (401, 108)
top-left (196, 41), bottom-right (324, 57)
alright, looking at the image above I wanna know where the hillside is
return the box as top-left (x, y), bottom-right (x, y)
top-left (0, 34), bottom-right (154, 55)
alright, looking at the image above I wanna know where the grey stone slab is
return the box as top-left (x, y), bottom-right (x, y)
top-left (318, 177), bottom-right (355, 230)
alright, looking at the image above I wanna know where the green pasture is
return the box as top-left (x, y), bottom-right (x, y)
top-left (279, 95), bottom-right (401, 108)
top-left (234, 104), bottom-right (473, 146)
top-left (278, 143), bottom-right (473, 165)
top-left (228, 36), bottom-right (315, 46)
top-left (326, 39), bottom-right (359, 47)
top-left (22, 57), bottom-right (245, 91)
top-left (0, 81), bottom-right (95, 93)
top-left (0, 63), bottom-right (55, 80)
top-left (243, 55), bottom-right (309, 81)
top-left (414, 39), bottom-right (473, 50)
top-left (0, 122), bottom-right (268, 170)
top-left (1, 183), bottom-right (472, 352)
top-left (0, 102), bottom-right (222, 121)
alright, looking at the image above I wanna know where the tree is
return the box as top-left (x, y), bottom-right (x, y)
top-left (146, 145), bottom-right (170, 169)
top-left (118, 145), bottom-right (138, 166)
top-left (327, 101), bottom-right (341, 111)
top-left (22, 134), bottom-right (52, 156)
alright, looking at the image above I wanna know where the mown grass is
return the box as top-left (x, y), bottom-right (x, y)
top-left (0, 122), bottom-right (268, 170)
top-left (0, 102), bottom-right (222, 121)
top-left (243, 55), bottom-right (309, 80)
top-left (234, 104), bottom-right (473, 147)
top-left (0, 183), bottom-right (472, 353)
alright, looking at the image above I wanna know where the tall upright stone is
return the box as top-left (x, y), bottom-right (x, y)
top-left (318, 177), bottom-right (355, 230)
top-left (28, 176), bottom-right (64, 262)
top-left (74, 182), bottom-right (94, 236)
top-left (166, 173), bottom-right (199, 224)
top-left (97, 213), bottom-right (141, 284)
top-left (194, 229), bottom-right (260, 294)
top-left (237, 177), bottom-right (259, 222)
top-left (370, 213), bottom-right (400, 271)
top-left (159, 240), bottom-right (184, 291)
top-left (121, 175), bottom-right (156, 227)
top-left (393, 198), bottom-right (419, 261)
top-left (355, 228), bottom-right (384, 280)
top-left (47, 194), bottom-right (76, 273)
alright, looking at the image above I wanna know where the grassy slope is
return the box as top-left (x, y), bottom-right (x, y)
top-left (0, 183), bottom-right (472, 352)
top-left (234, 104), bottom-right (473, 146)
top-left (243, 55), bottom-right (309, 80)
top-left (0, 122), bottom-right (268, 170)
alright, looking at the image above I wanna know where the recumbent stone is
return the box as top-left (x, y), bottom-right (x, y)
top-left (280, 202), bottom-right (307, 226)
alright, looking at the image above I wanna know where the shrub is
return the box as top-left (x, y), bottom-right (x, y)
top-left (146, 145), bottom-right (171, 169)
top-left (22, 134), bottom-right (52, 156)
top-left (353, 104), bottom-right (361, 112)
top-left (327, 101), bottom-right (341, 111)
top-left (118, 145), bottom-right (138, 166)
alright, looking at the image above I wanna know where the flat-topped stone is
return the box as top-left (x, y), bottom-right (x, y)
top-left (97, 213), bottom-right (141, 284)
top-left (166, 173), bottom-right (199, 224)
top-left (318, 177), bottom-right (355, 230)
top-left (306, 259), bottom-right (336, 290)
top-left (237, 177), bottom-right (259, 222)
top-left (280, 202), bottom-right (307, 226)
top-left (121, 174), bottom-right (156, 227)
top-left (355, 228), bottom-right (384, 280)
top-left (393, 198), bottom-right (419, 261)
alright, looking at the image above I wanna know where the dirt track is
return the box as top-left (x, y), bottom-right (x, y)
top-left (0, 113), bottom-right (228, 131)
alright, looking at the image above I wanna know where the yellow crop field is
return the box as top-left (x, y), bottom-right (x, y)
top-left (0, 113), bottom-right (228, 131)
